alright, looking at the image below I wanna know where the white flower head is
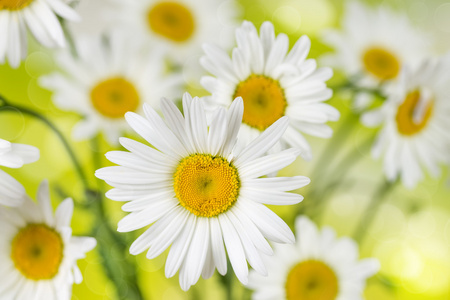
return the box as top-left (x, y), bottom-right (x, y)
top-left (40, 31), bottom-right (184, 145)
top-left (95, 93), bottom-right (310, 290)
top-left (201, 21), bottom-right (339, 161)
top-left (0, 180), bottom-right (96, 299)
top-left (105, 0), bottom-right (239, 78)
top-left (322, 2), bottom-right (430, 109)
top-left (362, 58), bottom-right (450, 188)
top-left (0, 0), bottom-right (80, 68)
top-left (0, 138), bottom-right (39, 207)
top-left (248, 216), bottom-right (380, 300)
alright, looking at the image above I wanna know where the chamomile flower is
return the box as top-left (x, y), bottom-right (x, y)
top-left (201, 21), bottom-right (339, 160)
top-left (0, 180), bottom-right (96, 300)
top-left (105, 0), bottom-right (238, 75)
top-left (0, 0), bottom-right (79, 68)
top-left (321, 2), bottom-right (430, 109)
top-left (248, 216), bottom-right (380, 300)
top-left (40, 32), bottom-right (183, 145)
top-left (95, 93), bottom-right (310, 290)
top-left (0, 138), bottom-right (39, 207)
top-left (361, 58), bottom-right (450, 188)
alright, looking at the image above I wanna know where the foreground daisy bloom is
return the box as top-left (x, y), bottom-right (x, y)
top-left (0, 138), bottom-right (39, 207)
top-left (96, 93), bottom-right (310, 290)
top-left (248, 216), bottom-right (380, 300)
top-left (201, 21), bottom-right (338, 160)
top-left (0, 181), bottom-right (96, 299)
top-left (322, 2), bottom-right (429, 109)
top-left (105, 0), bottom-right (237, 69)
top-left (0, 0), bottom-right (79, 68)
top-left (362, 59), bottom-right (450, 188)
top-left (40, 32), bottom-right (183, 145)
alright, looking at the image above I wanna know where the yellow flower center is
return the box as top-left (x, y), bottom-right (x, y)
top-left (362, 47), bottom-right (400, 80)
top-left (285, 260), bottom-right (339, 300)
top-left (173, 154), bottom-right (240, 217)
top-left (90, 77), bottom-right (140, 119)
top-left (233, 75), bottom-right (287, 131)
top-left (396, 90), bottom-right (433, 136)
top-left (0, 0), bottom-right (34, 10)
top-left (147, 1), bottom-right (195, 43)
top-left (11, 224), bottom-right (64, 280)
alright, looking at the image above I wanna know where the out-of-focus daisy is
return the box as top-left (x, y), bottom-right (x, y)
top-left (0, 138), bottom-right (39, 207)
top-left (0, 180), bottom-right (96, 299)
top-left (96, 94), bottom-right (310, 290)
top-left (0, 0), bottom-right (79, 68)
top-left (322, 2), bottom-right (430, 109)
top-left (201, 21), bottom-right (338, 160)
top-left (40, 32), bottom-right (183, 145)
top-left (105, 0), bottom-right (238, 72)
top-left (248, 216), bottom-right (380, 300)
top-left (362, 58), bottom-right (450, 188)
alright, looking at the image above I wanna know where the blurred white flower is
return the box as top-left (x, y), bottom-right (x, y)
top-left (95, 94), bottom-right (310, 291)
top-left (322, 2), bottom-right (430, 110)
top-left (0, 0), bottom-right (79, 68)
top-left (201, 21), bottom-right (339, 161)
top-left (248, 216), bottom-right (380, 300)
top-left (104, 0), bottom-right (240, 80)
top-left (362, 58), bottom-right (450, 188)
top-left (40, 31), bottom-right (184, 145)
top-left (0, 180), bottom-right (96, 300)
top-left (0, 138), bottom-right (39, 207)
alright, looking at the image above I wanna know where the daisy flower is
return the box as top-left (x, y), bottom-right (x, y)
top-left (361, 58), bottom-right (450, 188)
top-left (248, 216), bottom-right (380, 300)
top-left (0, 0), bottom-right (79, 68)
top-left (40, 32), bottom-right (183, 145)
top-left (105, 0), bottom-right (238, 74)
top-left (0, 138), bottom-right (39, 207)
top-left (95, 93), bottom-right (310, 290)
top-left (321, 2), bottom-right (430, 109)
top-left (200, 21), bottom-right (339, 160)
top-left (0, 180), bottom-right (96, 299)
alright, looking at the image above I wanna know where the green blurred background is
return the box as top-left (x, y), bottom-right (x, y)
top-left (0, 0), bottom-right (449, 299)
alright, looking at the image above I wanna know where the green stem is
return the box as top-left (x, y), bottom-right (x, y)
top-left (219, 261), bottom-right (234, 300)
top-left (307, 112), bottom-right (358, 194)
top-left (308, 132), bottom-right (376, 218)
top-left (332, 79), bottom-right (385, 99)
top-left (354, 180), bottom-right (397, 243)
top-left (0, 96), bottom-right (89, 189)
top-left (89, 137), bottom-right (145, 300)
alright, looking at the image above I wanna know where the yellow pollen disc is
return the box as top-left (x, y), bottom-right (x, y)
top-left (173, 154), bottom-right (240, 217)
top-left (285, 260), bottom-right (339, 300)
top-left (147, 2), bottom-right (195, 43)
top-left (0, 0), bottom-right (34, 10)
top-left (233, 75), bottom-right (287, 131)
top-left (90, 77), bottom-right (140, 119)
top-left (396, 90), bottom-right (433, 136)
top-left (362, 47), bottom-right (400, 80)
top-left (11, 224), bottom-right (64, 280)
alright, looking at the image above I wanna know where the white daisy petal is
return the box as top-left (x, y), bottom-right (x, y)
top-left (238, 148), bottom-right (300, 178)
top-left (237, 200), bottom-right (294, 244)
top-left (209, 217), bottom-right (227, 275)
top-left (245, 176), bottom-right (310, 191)
top-left (235, 116), bottom-right (289, 166)
top-left (181, 217), bottom-right (210, 288)
top-left (219, 213), bottom-right (249, 284)
top-left (165, 215), bottom-right (197, 278)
